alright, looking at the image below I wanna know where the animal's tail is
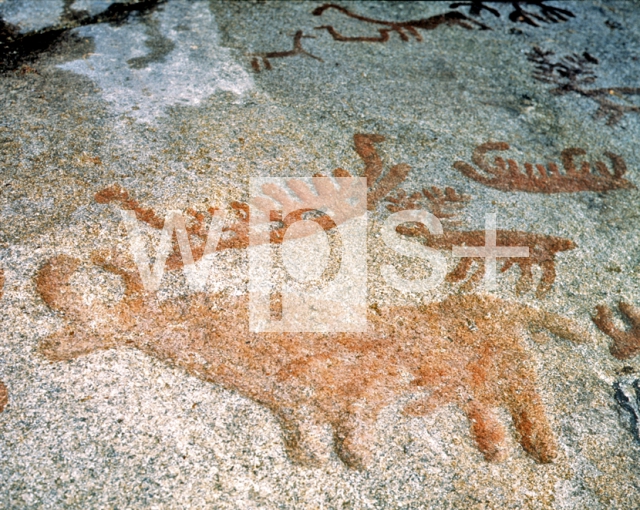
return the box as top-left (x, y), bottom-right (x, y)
top-left (525, 305), bottom-right (589, 344)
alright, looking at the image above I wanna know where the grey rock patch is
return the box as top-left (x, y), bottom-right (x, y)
top-left (58, 0), bottom-right (253, 123)
top-left (0, 0), bottom-right (64, 33)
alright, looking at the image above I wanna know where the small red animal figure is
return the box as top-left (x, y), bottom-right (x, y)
top-left (395, 221), bottom-right (575, 297)
top-left (453, 142), bottom-right (634, 193)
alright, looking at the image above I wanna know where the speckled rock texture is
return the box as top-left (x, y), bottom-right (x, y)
top-left (1, 1), bottom-right (640, 508)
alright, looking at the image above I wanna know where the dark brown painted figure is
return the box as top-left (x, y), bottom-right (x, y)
top-left (451, 1), bottom-right (574, 28)
top-left (593, 302), bottom-right (640, 360)
top-left (312, 3), bottom-right (489, 43)
top-left (249, 31), bottom-right (323, 72)
top-left (36, 254), bottom-right (587, 467)
top-left (453, 142), bottom-right (634, 193)
top-left (528, 46), bottom-right (640, 126)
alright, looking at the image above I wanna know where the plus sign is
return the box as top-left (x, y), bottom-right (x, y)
top-left (452, 213), bottom-right (529, 291)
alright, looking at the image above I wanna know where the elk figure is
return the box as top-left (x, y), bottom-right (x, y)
top-left (36, 253), bottom-right (587, 467)
top-left (312, 3), bottom-right (489, 43)
top-left (396, 221), bottom-right (575, 297)
top-left (453, 141), bottom-right (634, 193)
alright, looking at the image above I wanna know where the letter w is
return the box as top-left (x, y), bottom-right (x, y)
top-left (120, 209), bottom-right (226, 293)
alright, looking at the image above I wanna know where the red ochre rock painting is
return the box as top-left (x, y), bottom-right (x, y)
top-left (36, 254), bottom-right (588, 467)
top-left (453, 142), bottom-right (634, 193)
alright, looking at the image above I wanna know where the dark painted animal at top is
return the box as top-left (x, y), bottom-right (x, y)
top-left (312, 3), bottom-right (489, 43)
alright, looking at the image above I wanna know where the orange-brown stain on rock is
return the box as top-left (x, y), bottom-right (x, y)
top-left (0, 381), bottom-right (8, 414)
top-left (453, 142), bottom-right (634, 193)
top-left (594, 302), bottom-right (640, 360)
top-left (36, 254), bottom-right (588, 467)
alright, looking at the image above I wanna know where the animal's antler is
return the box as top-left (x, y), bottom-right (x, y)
top-left (384, 185), bottom-right (470, 226)
top-left (527, 46), bottom-right (598, 89)
top-left (95, 135), bottom-right (410, 266)
top-left (252, 169), bottom-right (367, 243)
top-left (450, 1), bottom-right (574, 27)
top-left (593, 302), bottom-right (640, 360)
top-left (252, 134), bottom-right (410, 222)
top-left (95, 184), bottom-right (251, 263)
top-left (453, 142), bottom-right (635, 193)
top-left (509, 1), bottom-right (575, 27)
top-left (353, 134), bottom-right (411, 209)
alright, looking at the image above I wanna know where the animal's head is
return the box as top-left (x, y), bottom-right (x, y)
top-left (36, 255), bottom-right (117, 361)
top-left (553, 237), bottom-right (576, 253)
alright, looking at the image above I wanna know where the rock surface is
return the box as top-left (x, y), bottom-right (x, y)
top-left (1, 1), bottom-right (640, 508)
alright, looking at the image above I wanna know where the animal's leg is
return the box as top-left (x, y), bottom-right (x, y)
top-left (536, 259), bottom-right (556, 297)
top-left (460, 260), bottom-right (484, 292)
top-left (333, 409), bottom-right (377, 469)
top-left (464, 399), bottom-right (507, 462)
top-left (515, 261), bottom-right (534, 295)
top-left (275, 406), bottom-right (329, 466)
top-left (0, 381), bottom-right (7, 413)
top-left (593, 302), bottom-right (640, 359)
top-left (446, 257), bottom-right (473, 283)
top-left (403, 25), bottom-right (423, 41)
top-left (524, 307), bottom-right (587, 345)
top-left (505, 383), bottom-right (558, 463)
